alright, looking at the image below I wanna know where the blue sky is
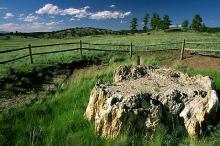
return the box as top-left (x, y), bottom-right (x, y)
top-left (0, 0), bottom-right (219, 32)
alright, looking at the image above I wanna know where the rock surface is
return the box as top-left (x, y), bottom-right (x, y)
top-left (85, 65), bottom-right (219, 139)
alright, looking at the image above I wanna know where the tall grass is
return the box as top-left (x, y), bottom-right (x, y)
top-left (1, 54), bottom-right (220, 146)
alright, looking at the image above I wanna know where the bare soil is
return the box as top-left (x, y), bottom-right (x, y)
top-left (0, 59), bottom-right (98, 111)
top-left (181, 55), bottom-right (220, 71)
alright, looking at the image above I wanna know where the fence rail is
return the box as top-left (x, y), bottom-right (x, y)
top-left (0, 47), bottom-right (29, 54)
top-left (0, 39), bottom-right (220, 65)
top-left (0, 55), bottom-right (29, 64)
top-left (186, 41), bottom-right (220, 44)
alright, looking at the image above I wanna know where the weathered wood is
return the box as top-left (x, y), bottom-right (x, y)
top-left (185, 48), bottom-right (220, 52)
top-left (0, 47), bottom-right (28, 54)
top-left (88, 43), bottom-right (130, 47)
top-left (83, 48), bottom-right (129, 52)
top-left (28, 44), bottom-right (33, 64)
top-left (135, 48), bottom-right (179, 52)
top-left (130, 42), bottom-right (133, 58)
top-left (180, 39), bottom-right (186, 60)
top-left (144, 42), bottom-right (182, 47)
top-left (0, 55), bottom-right (29, 64)
top-left (186, 41), bottom-right (220, 44)
top-left (33, 48), bottom-right (79, 56)
top-left (80, 40), bottom-right (83, 59)
top-left (31, 42), bottom-right (80, 48)
top-left (136, 56), bottom-right (140, 65)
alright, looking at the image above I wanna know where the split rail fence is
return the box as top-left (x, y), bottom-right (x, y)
top-left (0, 39), bottom-right (220, 65)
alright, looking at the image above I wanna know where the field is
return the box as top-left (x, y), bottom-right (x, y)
top-left (1, 32), bottom-right (220, 146)
top-left (1, 31), bottom-right (220, 75)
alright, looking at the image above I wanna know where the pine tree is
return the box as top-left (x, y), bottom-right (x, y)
top-left (160, 15), bottom-right (171, 30)
top-left (130, 18), bottom-right (138, 34)
top-left (143, 14), bottom-right (149, 32)
top-left (191, 14), bottom-right (203, 31)
top-left (151, 13), bottom-right (160, 30)
top-left (182, 20), bottom-right (189, 29)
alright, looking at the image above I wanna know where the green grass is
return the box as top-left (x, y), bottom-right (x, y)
top-left (1, 32), bottom-right (220, 145)
top-left (0, 53), bottom-right (220, 146)
top-left (1, 31), bottom-right (220, 76)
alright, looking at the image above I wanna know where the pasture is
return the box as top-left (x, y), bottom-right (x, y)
top-left (0, 32), bottom-right (220, 146)
top-left (1, 31), bottom-right (220, 75)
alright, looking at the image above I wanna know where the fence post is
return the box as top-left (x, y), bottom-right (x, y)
top-left (136, 55), bottom-right (140, 65)
top-left (130, 42), bottom-right (133, 58)
top-left (28, 44), bottom-right (33, 64)
top-left (180, 39), bottom-right (186, 60)
top-left (80, 40), bottom-right (83, 59)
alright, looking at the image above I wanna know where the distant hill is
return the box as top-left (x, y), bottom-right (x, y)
top-left (7, 27), bottom-right (128, 39)
top-left (0, 31), bottom-right (8, 34)
top-left (206, 27), bottom-right (220, 33)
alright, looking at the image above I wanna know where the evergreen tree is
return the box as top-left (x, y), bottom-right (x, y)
top-left (130, 18), bottom-right (138, 34)
top-left (182, 20), bottom-right (189, 29)
top-left (151, 13), bottom-right (160, 30)
top-left (143, 14), bottom-right (149, 32)
top-left (191, 14), bottom-right (203, 31)
top-left (201, 23), bottom-right (208, 32)
top-left (160, 15), bottom-right (172, 30)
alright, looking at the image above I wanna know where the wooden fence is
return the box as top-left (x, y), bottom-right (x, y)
top-left (0, 40), bottom-right (220, 65)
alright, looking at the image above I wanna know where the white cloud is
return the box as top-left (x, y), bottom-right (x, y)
top-left (0, 21), bottom-right (63, 32)
top-left (69, 18), bottom-right (80, 21)
top-left (45, 20), bottom-right (63, 26)
top-left (62, 6), bottom-right (90, 18)
top-left (24, 14), bottom-right (39, 22)
top-left (4, 12), bottom-right (14, 19)
top-left (36, 3), bottom-right (90, 18)
top-left (120, 20), bottom-right (127, 24)
top-left (49, 16), bottom-right (56, 19)
top-left (89, 11), bottom-right (131, 20)
top-left (109, 5), bottom-right (116, 8)
top-left (19, 14), bottom-right (25, 17)
top-left (0, 23), bottom-right (20, 31)
top-left (36, 4), bottom-right (131, 20)
top-left (36, 3), bottom-right (61, 15)
top-left (69, 18), bottom-right (75, 21)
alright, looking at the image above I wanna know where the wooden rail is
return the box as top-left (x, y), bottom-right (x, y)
top-left (0, 55), bottom-right (29, 64)
top-left (33, 48), bottom-right (80, 56)
top-left (0, 40), bottom-right (220, 65)
top-left (0, 47), bottom-right (28, 54)
top-left (186, 41), bottom-right (220, 44)
top-left (31, 42), bottom-right (80, 48)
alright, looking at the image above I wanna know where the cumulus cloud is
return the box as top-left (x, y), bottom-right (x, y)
top-left (24, 14), bottom-right (39, 22)
top-left (89, 11), bottom-right (131, 20)
top-left (18, 14), bottom-right (39, 23)
top-left (36, 3), bottom-right (90, 18)
top-left (36, 3), bottom-right (61, 15)
top-left (36, 4), bottom-right (131, 20)
top-left (109, 5), bottom-right (116, 8)
top-left (4, 12), bottom-right (14, 19)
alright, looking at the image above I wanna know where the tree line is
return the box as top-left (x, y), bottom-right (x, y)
top-left (130, 13), bottom-right (207, 33)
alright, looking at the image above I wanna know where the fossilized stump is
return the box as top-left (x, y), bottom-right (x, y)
top-left (85, 66), bottom-right (219, 139)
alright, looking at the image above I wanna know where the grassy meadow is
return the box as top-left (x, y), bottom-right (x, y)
top-left (0, 31), bottom-right (220, 76)
top-left (0, 32), bottom-right (220, 146)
